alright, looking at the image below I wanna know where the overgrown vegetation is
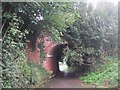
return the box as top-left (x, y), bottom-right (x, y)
top-left (2, 2), bottom-right (77, 88)
top-left (61, 2), bottom-right (118, 74)
top-left (80, 56), bottom-right (118, 88)
top-left (2, 12), bottom-right (51, 88)
top-left (1, 1), bottom-right (118, 88)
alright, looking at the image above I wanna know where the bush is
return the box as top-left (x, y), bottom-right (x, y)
top-left (2, 12), bottom-right (51, 88)
top-left (80, 56), bottom-right (118, 88)
top-left (2, 50), bottom-right (51, 88)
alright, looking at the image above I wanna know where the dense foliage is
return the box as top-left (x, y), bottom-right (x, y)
top-left (61, 2), bottom-right (118, 72)
top-left (2, 2), bottom-right (118, 88)
top-left (2, 4), bottom-right (51, 87)
top-left (2, 2), bottom-right (77, 88)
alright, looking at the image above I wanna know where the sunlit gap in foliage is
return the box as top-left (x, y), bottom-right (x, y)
top-left (59, 62), bottom-right (68, 72)
top-left (87, 0), bottom-right (119, 9)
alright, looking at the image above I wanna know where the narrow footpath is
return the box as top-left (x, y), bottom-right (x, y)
top-left (42, 72), bottom-right (96, 88)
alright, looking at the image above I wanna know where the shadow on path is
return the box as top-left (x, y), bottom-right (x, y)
top-left (42, 72), bottom-right (96, 88)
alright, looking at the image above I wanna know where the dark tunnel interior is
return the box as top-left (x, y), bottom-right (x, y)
top-left (50, 43), bottom-right (91, 77)
top-left (51, 43), bottom-right (68, 73)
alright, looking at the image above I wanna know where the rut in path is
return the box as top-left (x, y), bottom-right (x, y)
top-left (42, 72), bottom-right (96, 88)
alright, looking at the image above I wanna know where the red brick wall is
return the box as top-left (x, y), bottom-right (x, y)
top-left (26, 34), bottom-right (57, 73)
top-left (43, 35), bottom-right (56, 72)
top-left (26, 37), bottom-right (40, 64)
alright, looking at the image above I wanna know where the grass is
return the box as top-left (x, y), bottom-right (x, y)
top-left (80, 56), bottom-right (118, 88)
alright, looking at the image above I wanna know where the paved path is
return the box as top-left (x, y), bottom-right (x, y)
top-left (42, 72), bottom-right (96, 88)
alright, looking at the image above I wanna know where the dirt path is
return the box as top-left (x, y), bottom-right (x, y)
top-left (42, 72), bottom-right (96, 88)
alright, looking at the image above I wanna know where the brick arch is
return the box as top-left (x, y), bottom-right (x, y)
top-left (26, 33), bottom-right (67, 74)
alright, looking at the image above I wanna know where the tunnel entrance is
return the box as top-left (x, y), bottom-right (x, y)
top-left (50, 43), bottom-right (68, 74)
top-left (50, 43), bottom-right (79, 78)
top-left (44, 42), bottom-right (91, 77)
top-left (50, 43), bottom-right (78, 78)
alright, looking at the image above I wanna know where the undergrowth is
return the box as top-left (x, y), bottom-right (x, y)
top-left (80, 56), bottom-right (118, 88)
